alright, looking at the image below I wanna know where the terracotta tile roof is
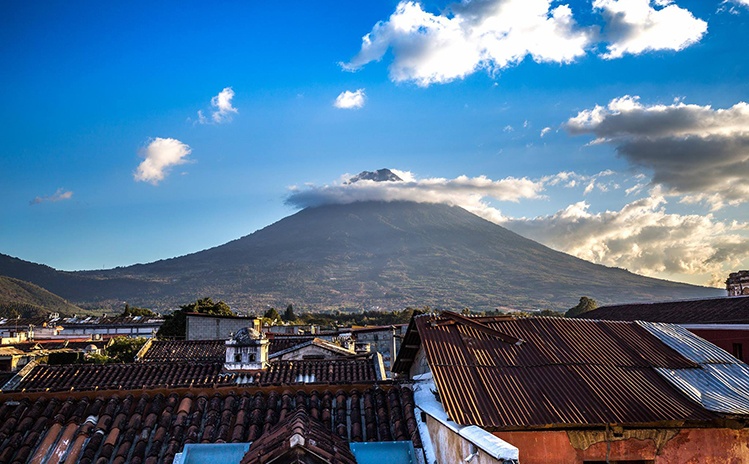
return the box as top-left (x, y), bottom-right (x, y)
top-left (576, 295), bottom-right (749, 324)
top-left (4, 355), bottom-right (383, 393)
top-left (7, 362), bottom-right (232, 393)
top-left (248, 358), bottom-right (379, 386)
top-left (10, 339), bottom-right (108, 353)
top-left (395, 312), bottom-right (718, 429)
top-left (240, 407), bottom-right (356, 464)
top-left (0, 386), bottom-right (420, 464)
top-left (139, 340), bottom-right (226, 363)
top-left (137, 337), bottom-right (334, 363)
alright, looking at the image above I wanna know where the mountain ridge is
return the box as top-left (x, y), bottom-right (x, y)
top-left (0, 201), bottom-right (723, 311)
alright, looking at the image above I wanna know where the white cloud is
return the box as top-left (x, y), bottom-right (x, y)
top-left (502, 188), bottom-right (749, 286)
top-left (134, 138), bottom-right (192, 185)
top-left (565, 96), bottom-right (749, 209)
top-left (198, 87), bottom-right (238, 124)
top-left (30, 188), bottom-right (73, 205)
top-left (334, 89), bottom-right (366, 109)
top-left (287, 170), bottom-right (749, 285)
top-left (286, 170), bottom-right (618, 225)
top-left (540, 127), bottom-right (552, 137)
top-left (342, 0), bottom-right (593, 86)
top-left (286, 171), bottom-right (554, 223)
top-left (593, 0), bottom-right (707, 59)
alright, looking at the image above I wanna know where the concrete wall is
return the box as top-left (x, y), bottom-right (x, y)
top-left (425, 415), bottom-right (507, 464)
top-left (186, 315), bottom-right (259, 340)
top-left (494, 427), bottom-right (749, 464)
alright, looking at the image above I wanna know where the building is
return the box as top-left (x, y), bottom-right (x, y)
top-left (727, 270), bottom-right (749, 296)
top-left (351, 324), bottom-right (407, 374)
top-left (393, 311), bottom-right (749, 464)
top-left (576, 295), bottom-right (749, 361)
top-left (0, 323), bottom-right (422, 464)
top-left (185, 313), bottom-right (262, 340)
top-left (0, 313), bottom-right (163, 340)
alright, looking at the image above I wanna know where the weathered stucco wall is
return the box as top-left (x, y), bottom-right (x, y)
top-left (425, 415), bottom-right (507, 464)
top-left (494, 427), bottom-right (749, 464)
top-left (274, 344), bottom-right (348, 360)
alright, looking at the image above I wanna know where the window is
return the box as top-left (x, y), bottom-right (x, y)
top-left (234, 353), bottom-right (242, 363)
top-left (733, 343), bottom-right (743, 361)
top-left (249, 353), bottom-right (256, 362)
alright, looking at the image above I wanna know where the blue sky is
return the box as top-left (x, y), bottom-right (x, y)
top-left (2, 0), bottom-right (749, 287)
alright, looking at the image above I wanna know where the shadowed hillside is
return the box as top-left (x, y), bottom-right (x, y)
top-left (0, 276), bottom-right (85, 317)
top-left (0, 202), bottom-right (724, 311)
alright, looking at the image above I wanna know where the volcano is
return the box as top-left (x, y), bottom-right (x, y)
top-left (0, 200), bottom-right (723, 312)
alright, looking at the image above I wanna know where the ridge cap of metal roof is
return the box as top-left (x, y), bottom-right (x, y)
top-left (435, 311), bottom-right (524, 346)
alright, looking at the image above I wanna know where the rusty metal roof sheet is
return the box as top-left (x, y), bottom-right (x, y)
top-left (400, 313), bottom-right (719, 429)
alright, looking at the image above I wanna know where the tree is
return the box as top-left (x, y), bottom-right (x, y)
top-left (121, 304), bottom-right (157, 318)
top-left (156, 297), bottom-right (236, 339)
top-left (105, 336), bottom-right (147, 363)
top-left (282, 304), bottom-right (296, 322)
top-left (565, 297), bottom-right (598, 318)
top-left (264, 307), bottom-right (281, 325)
top-left (85, 336), bottom-right (147, 364)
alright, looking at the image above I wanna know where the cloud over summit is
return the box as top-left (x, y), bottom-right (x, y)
top-left (286, 169), bottom-right (550, 222)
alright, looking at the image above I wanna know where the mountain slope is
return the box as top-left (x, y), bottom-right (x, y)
top-left (27, 202), bottom-right (723, 309)
top-left (0, 201), bottom-right (724, 311)
top-left (0, 275), bottom-right (85, 317)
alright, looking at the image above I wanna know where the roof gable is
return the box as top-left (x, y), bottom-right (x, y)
top-left (240, 408), bottom-right (357, 464)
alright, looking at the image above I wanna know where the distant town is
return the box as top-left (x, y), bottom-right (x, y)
top-left (0, 271), bottom-right (748, 463)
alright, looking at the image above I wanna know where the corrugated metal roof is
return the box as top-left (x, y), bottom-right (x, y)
top-left (656, 364), bottom-right (749, 415)
top-left (638, 321), bottom-right (739, 364)
top-left (576, 295), bottom-right (749, 324)
top-left (639, 320), bottom-right (749, 415)
top-left (402, 313), bottom-right (721, 429)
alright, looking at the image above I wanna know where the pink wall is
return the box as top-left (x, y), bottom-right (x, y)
top-left (494, 428), bottom-right (749, 464)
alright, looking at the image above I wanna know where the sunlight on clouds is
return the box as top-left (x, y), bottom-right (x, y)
top-left (342, 0), bottom-right (592, 86)
top-left (334, 89), bottom-right (366, 109)
top-left (594, 0), bottom-right (707, 59)
top-left (502, 188), bottom-right (749, 287)
top-left (286, 169), bottom-right (749, 286)
top-left (343, 0), bottom-right (706, 86)
top-left (566, 96), bottom-right (749, 209)
top-left (30, 188), bottom-right (73, 205)
top-left (286, 171), bottom-right (553, 222)
top-left (134, 138), bottom-right (192, 185)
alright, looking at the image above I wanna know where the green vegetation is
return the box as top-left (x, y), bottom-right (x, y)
top-left (299, 307), bottom-right (419, 327)
top-left (87, 336), bottom-right (147, 363)
top-left (0, 275), bottom-right (85, 318)
top-left (282, 304), bottom-right (296, 322)
top-left (263, 307), bottom-right (281, 325)
top-left (156, 297), bottom-right (235, 339)
top-left (565, 296), bottom-right (599, 317)
top-left (121, 304), bottom-right (157, 318)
